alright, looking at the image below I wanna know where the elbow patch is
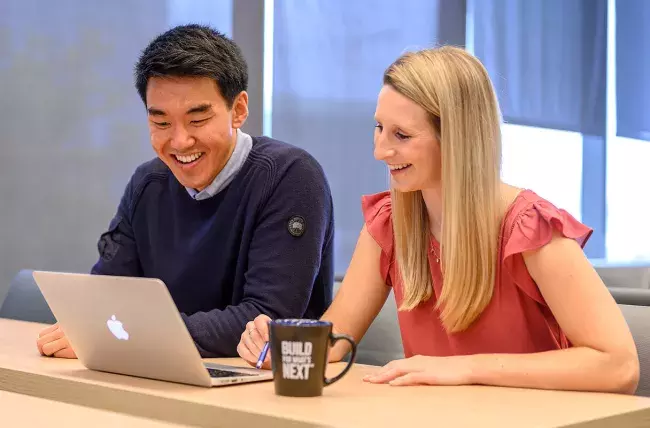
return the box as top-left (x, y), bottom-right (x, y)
top-left (97, 216), bottom-right (123, 262)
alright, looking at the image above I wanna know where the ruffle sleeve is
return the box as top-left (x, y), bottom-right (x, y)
top-left (361, 191), bottom-right (394, 285)
top-left (503, 197), bottom-right (593, 304)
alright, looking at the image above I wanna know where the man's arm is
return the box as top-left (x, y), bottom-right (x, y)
top-left (38, 174), bottom-right (144, 358)
top-left (182, 154), bottom-right (334, 357)
top-left (91, 175), bottom-right (143, 277)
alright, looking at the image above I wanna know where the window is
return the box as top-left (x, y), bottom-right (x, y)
top-left (268, 0), bottom-right (650, 269)
top-left (501, 124), bottom-right (583, 220)
top-left (607, 138), bottom-right (650, 261)
top-left (469, 0), bottom-right (606, 257)
top-left (271, 0), bottom-right (443, 273)
top-left (605, 0), bottom-right (650, 262)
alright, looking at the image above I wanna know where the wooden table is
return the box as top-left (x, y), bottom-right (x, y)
top-left (2, 319), bottom-right (650, 428)
top-left (1, 389), bottom-right (186, 427)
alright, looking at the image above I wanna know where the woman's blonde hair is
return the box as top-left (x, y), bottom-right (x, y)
top-left (384, 46), bottom-right (502, 333)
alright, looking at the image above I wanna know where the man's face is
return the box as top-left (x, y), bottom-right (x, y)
top-left (146, 76), bottom-right (248, 191)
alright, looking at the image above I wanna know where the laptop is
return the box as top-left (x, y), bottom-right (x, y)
top-left (32, 270), bottom-right (273, 387)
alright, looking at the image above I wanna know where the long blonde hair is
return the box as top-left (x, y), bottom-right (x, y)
top-left (385, 46), bottom-right (502, 333)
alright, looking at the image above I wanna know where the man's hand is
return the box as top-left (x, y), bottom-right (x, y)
top-left (36, 323), bottom-right (77, 359)
top-left (237, 315), bottom-right (272, 369)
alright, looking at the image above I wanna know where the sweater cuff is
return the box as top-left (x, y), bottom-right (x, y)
top-left (180, 312), bottom-right (214, 358)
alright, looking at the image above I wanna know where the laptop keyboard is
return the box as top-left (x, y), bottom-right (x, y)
top-left (207, 368), bottom-right (255, 378)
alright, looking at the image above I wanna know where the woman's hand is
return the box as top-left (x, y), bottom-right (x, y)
top-left (363, 355), bottom-right (474, 386)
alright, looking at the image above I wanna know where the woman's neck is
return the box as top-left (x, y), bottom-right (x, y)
top-left (421, 186), bottom-right (443, 241)
top-left (421, 182), bottom-right (519, 242)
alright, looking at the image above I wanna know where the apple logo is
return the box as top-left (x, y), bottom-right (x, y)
top-left (106, 315), bottom-right (129, 340)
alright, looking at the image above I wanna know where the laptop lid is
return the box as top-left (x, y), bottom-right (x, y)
top-left (33, 271), bottom-right (215, 387)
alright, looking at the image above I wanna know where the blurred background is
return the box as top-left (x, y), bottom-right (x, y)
top-left (1, 0), bottom-right (648, 289)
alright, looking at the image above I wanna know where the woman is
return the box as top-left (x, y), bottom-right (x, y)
top-left (237, 47), bottom-right (639, 394)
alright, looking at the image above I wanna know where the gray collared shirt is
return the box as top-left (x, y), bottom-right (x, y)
top-left (185, 130), bottom-right (253, 200)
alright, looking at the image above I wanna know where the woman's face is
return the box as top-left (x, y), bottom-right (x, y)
top-left (373, 85), bottom-right (441, 192)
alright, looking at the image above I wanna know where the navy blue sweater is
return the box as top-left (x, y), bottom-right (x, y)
top-left (91, 137), bottom-right (334, 357)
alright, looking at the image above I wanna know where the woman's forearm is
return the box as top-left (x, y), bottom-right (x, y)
top-left (325, 323), bottom-right (354, 362)
top-left (468, 347), bottom-right (639, 394)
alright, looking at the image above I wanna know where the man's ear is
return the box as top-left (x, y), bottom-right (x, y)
top-left (231, 91), bottom-right (249, 129)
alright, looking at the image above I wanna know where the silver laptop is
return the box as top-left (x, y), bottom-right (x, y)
top-left (32, 271), bottom-right (273, 387)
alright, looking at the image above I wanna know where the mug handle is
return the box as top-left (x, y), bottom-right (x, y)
top-left (324, 333), bottom-right (357, 386)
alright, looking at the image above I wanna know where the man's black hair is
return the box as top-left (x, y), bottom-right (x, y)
top-left (134, 24), bottom-right (248, 108)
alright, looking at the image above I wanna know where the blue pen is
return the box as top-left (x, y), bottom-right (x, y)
top-left (256, 342), bottom-right (270, 369)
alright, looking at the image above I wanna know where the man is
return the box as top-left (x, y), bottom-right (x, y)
top-left (36, 24), bottom-right (334, 358)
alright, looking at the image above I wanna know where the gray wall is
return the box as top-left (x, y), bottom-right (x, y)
top-left (0, 1), bottom-right (233, 289)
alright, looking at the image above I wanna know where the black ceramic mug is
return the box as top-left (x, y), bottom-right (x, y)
top-left (269, 319), bottom-right (357, 397)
